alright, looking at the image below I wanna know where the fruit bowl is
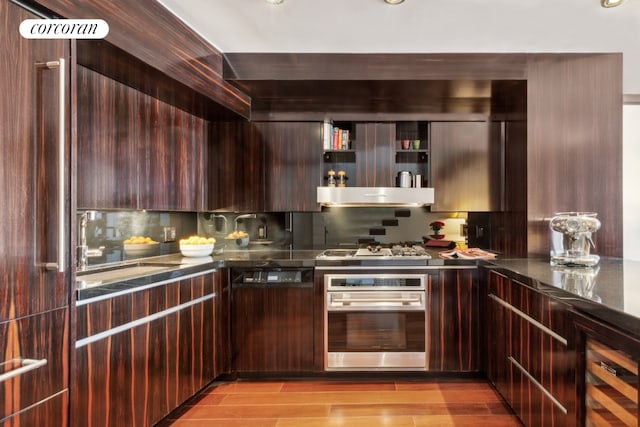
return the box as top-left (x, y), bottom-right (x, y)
top-left (123, 242), bottom-right (159, 256)
top-left (225, 231), bottom-right (250, 248)
top-left (180, 243), bottom-right (214, 258)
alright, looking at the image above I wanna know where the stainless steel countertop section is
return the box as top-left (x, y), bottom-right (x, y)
top-left (483, 257), bottom-right (640, 339)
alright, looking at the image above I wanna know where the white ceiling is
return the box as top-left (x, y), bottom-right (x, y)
top-left (158, 0), bottom-right (640, 94)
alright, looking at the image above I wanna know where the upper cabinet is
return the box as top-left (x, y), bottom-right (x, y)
top-left (260, 122), bottom-right (323, 212)
top-left (77, 66), bottom-right (207, 211)
top-left (208, 121), bottom-right (322, 212)
top-left (430, 121), bottom-right (503, 212)
top-left (208, 121), bottom-right (265, 212)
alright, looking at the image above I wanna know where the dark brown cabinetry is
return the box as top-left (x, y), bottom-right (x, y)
top-left (354, 122), bottom-right (396, 187)
top-left (1, 1), bottom-right (70, 425)
top-left (259, 122), bottom-right (323, 211)
top-left (231, 269), bottom-right (315, 373)
top-left (77, 65), bottom-right (207, 211)
top-left (574, 312), bottom-right (639, 426)
top-left (208, 121), bottom-right (265, 212)
top-left (430, 121), bottom-right (502, 212)
top-left (485, 270), bottom-right (575, 427)
top-left (73, 271), bottom-right (218, 427)
top-left (427, 268), bottom-right (479, 371)
top-left (209, 121), bottom-right (322, 212)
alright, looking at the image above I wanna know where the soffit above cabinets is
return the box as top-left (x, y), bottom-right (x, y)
top-left (222, 53), bottom-right (528, 119)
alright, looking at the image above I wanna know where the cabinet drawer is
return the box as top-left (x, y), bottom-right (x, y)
top-left (488, 271), bottom-right (571, 338)
top-left (0, 390), bottom-right (68, 427)
top-left (0, 308), bottom-right (69, 421)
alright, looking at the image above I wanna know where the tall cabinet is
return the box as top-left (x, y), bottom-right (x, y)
top-left (1, 1), bottom-right (71, 425)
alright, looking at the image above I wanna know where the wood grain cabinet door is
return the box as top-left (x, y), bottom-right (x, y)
top-left (232, 284), bottom-right (315, 372)
top-left (485, 270), bottom-right (576, 427)
top-left (430, 121), bottom-right (502, 212)
top-left (74, 272), bottom-right (217, 427)
top-left (77, 66), bottom-right (208, 211)
top-left (76, 66), bottom-right (139, 209)
top-left (259, 122), bottom-right (323, 212)
top-left (208, 121), bottom-right (265, 211)
top-left (1, 1), bottom-right (70, 425)
top-left (354, 122), bottom-right (395, 187)
top-left (426, 268), bottom-right (479, 372)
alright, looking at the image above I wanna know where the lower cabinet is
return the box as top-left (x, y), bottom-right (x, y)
top-left (427, 267), bottom-right (480, 371)
top-left (485, 269), bottom-right (576, 427)
top-left (573, 312), bottom-right (639, 427)
top-left (0, 308), bottom-right (69, 427)
top-left (231, 273), bottom-right (315, 373)
top-left (73, 271), bottom-right (218, 427)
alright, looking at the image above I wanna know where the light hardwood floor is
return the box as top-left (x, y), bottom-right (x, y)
top-left (159, 379), bottom-right (523, 427)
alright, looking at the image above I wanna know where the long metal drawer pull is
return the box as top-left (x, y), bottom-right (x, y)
top-left (488, 293), bottom-right (567, 346)
top-left (75, 293), bottom-right (215, 349)
top-left (76, 268), bottom-right (218, 306)
top-left (364, 193), bottom-right (387, 197)
top-left (39, 58), bottom-right (66, 273)
top-left (0, 358), bottom-right (48, 383)
top-left (333, 298), bottom-right (421, 304)
top-left (508, 356), bottom-right (568, 415)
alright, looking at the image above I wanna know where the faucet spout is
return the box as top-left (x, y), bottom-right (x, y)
top-left (233, 213), bottom-right (257, 231)
top-left (77, 210), bottom-right (97, 269)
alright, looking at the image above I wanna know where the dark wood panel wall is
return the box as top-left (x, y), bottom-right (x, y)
top-left (37, 0), bottom-right (250, 119)
top-left (525, 54), bottom-right (623, 257)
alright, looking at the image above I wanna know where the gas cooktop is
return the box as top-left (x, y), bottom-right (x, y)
top-left (317, 243), bottom-right (432, 260)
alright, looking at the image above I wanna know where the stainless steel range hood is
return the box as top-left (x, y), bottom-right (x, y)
top-left (317, 187), bottom-right (434, 207)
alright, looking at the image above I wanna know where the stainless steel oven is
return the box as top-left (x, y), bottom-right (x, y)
top-left (324, 273), bottom-right (427, 371)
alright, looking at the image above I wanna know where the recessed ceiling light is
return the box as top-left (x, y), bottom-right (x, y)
top-left (601, 0), bottom-right (624, 7)
top-left (266, 0), bottom-right (284, 4)
top-left (384, 0), bottom-right (405, 4)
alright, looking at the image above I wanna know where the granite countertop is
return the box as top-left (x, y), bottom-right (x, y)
top-left (484, 257), bottom-right (640, 338)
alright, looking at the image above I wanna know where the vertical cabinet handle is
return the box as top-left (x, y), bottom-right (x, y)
top-left (41, 58), bottom-right (66, 273)
top-left (0, 358), bottom-right (48, 383)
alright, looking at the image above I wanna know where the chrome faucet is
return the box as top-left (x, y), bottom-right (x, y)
top-left (211, 214), bottom-right (228, 235)
top-left (233, 213), bottom-right (256, 231)
top-left (77, 210), bottom-right (96, 270)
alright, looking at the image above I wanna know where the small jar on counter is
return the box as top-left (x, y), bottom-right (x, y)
top-left (327, 169), bottom-right (336, 187)
top-left (337, 170), bottom-right (347, 187)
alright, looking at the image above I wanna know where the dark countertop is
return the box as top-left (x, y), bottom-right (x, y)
top-left (76, 249), bottom-right (640, 340)
top-left (483, 257), bottom-right (640, 339)
top-left (75, 250), bottom-right (323, 302)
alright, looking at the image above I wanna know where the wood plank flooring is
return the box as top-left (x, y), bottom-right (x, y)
top-left (158, 379), bottom-right (523, 427)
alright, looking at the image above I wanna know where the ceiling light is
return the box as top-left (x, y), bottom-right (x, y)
top-left (266, 0), bottom-right (284, 4)
top-left (601, 0), bottom-right (624, 7)
top-left (384, 0), bottom-right (405, 4)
